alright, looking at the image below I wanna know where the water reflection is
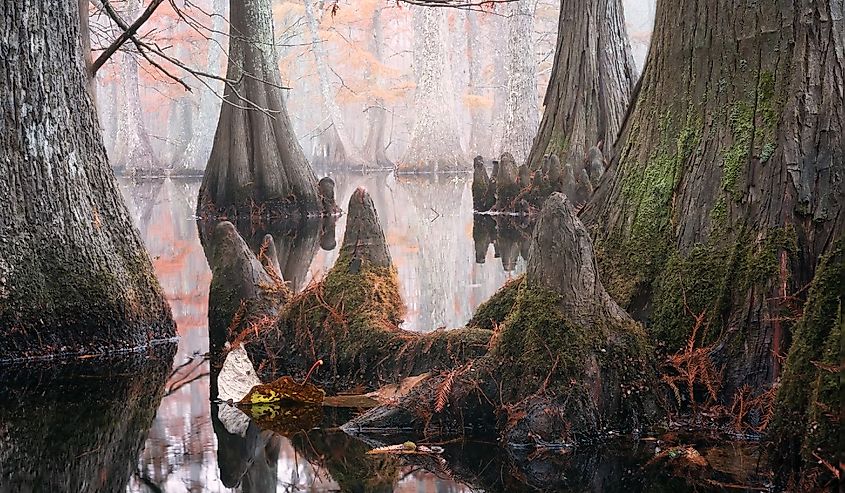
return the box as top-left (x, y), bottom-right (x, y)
top-left (472, 215), bottom-right (534, 272)
top-left (0, 346), bottom-right (175, 493)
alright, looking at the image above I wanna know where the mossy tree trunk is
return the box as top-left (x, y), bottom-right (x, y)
top-left (770, 241), bottom-right (843, 488)
top-left (525, 0), bottom-right (636, 168)
top-left (582, 0), bottom-right (843, 398)
top-left (0, 0), bottom-right (175, 359)
top-left (200, 0), bottom-right (321, 217)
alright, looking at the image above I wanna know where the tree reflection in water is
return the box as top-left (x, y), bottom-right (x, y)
top-left (0, 346), bottom-right (175, 493)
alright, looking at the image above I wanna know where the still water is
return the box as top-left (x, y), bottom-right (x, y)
top-left (0, 173), bottom-right (768, 492)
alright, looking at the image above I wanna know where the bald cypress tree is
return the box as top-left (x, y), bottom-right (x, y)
top-left (0, 0), bottom-right (174, 358)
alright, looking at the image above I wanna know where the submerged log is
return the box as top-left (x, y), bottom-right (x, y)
top-left (206, 188), bottom-right (490, 395)
top-left (345, 193), bottom-right (661, 444)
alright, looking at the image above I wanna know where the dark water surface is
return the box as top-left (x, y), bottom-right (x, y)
top-left (0, 173), bottom-right (769, 492)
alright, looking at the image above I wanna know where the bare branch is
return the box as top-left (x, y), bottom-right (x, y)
top-left (90, 0), bottom-right (166, 75)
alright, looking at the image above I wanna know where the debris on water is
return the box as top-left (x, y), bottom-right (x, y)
top-left (366, 442), bottom-right (445, 456)
top-left (238, 359), bottom-right (325, 405)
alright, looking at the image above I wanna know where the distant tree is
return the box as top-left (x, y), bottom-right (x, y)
top-left (499, 0), bottom-right (540, 163)
top-left (112, 0), bottom-right (161, 175)
top-left (361, 6), bottom-right (395, 169)
top-left (398, 6), bottom-right (467, 173)
top-left (304, 0), bottom-right (367, 169)
top-left (0, 0), bottom-right (174, 358)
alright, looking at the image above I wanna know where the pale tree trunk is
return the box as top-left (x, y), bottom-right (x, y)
top-left (500, 0), bottom-right (540, 164)
top-left (303, 0), bottom-right (365, 169)
top-left (200, 0), bottom-right (321, 216)
top-left (0, 0), bottom-right (175, 358)
top-left (465, 11), bottom-right (492, 158)
top-left (362, 7), bottom-right (394, 169)
top-left (174, 0), bottom-right (228, 174)
top-left (582, 0), bottom-right (843, 400)
top-left (488, 13), bottom-right (508, 157)
top-left (112, 0), bottom-right (160, 175)
top-left (526, 0), bottom-right (636, 168)
top-left (398, 6), bottom-right (467, 173)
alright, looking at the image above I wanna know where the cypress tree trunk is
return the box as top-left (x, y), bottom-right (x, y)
top-left (398, 6), bottom-right (467, 173)
top-left (174, 0), bottom-right (228, 174)
top-left (525, 0), bottom-right (636, 168)
top-left (465, 11), bottom-right (492, 158)
top-left (362, 6), bottom-right (395, 170)
top-left (582, 0), bottom-right (844, 397)
top-left (111, 0), bottom-right (160, 176)
top-left (200, 0), bottom-right (321, 217)
top-left (303, 0), bottom-right (366, 170)
top-left (499, 0), bottom-right (540, 164)
top-left (0, 0), bottom-right (175, 358)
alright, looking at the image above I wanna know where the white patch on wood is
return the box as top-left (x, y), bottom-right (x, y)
top-left (217, 345), bottom-right (262, 403)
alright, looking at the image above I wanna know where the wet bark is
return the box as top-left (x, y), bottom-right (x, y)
top-left (346, 193), bottom-right (660, 443)
top-left (398, 6), bottom-right (467, 173)
top-left (0, 0), bottom-right (175, 359)
top-left (581, 0), bottom-right (844, 400)
top-left (526, 0), bottom-right (636, 168)
top-left (200, 0), bottom-right (321, 217)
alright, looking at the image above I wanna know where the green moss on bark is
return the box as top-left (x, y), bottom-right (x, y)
top-left (771, 241), bottom-right (843, 480)
top-left (649, 227), bottom-right (798, 351)
top-left (467, 275), bottom-right (524, 330)
top-left (600, 112), bottom-right (701, 306)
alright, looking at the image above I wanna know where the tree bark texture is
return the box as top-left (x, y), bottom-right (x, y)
top-left (0, 0), bottom-right (175, 359)
top-left (499, 0), bottom-right (540, 164)
top-left (526, 0), bottom-right (636, 168)
top-left (582, 0), bottom-right (843, 398)
top-left (398, 6), bottom-right (468, 173)
top-left (200, 0), bottom-right (321, 216)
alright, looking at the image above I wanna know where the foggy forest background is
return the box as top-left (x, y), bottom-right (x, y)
top-left (92, 0), bottom-right (656, 174)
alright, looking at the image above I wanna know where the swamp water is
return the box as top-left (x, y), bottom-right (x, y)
top-left (0, 173), bottom-right (770, 492)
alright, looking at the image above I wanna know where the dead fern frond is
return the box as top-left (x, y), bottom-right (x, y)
top-left (434, 369), bottom-right (457, 413)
